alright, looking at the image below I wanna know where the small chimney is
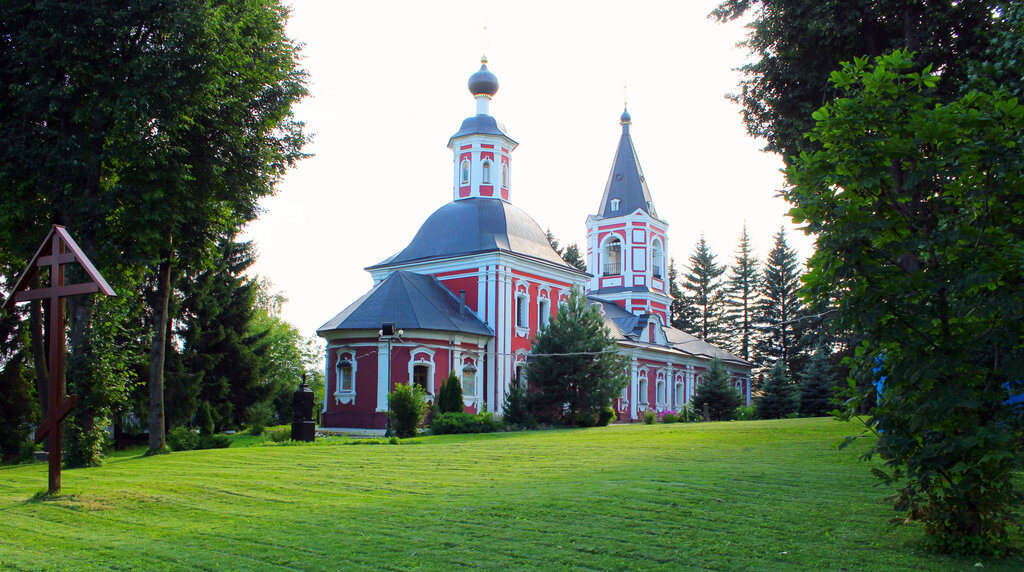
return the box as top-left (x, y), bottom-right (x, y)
top-left (459, 290), bottom-right (466, 316)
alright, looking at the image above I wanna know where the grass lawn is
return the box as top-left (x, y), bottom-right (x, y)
top-left (0, 418), bottom-right (1020, 570)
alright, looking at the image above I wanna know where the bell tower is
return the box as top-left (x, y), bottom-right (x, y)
top-left (585, 109), bottom-right (672, 322)
top-left (448, 57), bottom-right (518, 202)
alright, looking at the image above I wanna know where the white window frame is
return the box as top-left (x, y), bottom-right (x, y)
top-left (603, 235), bottom-right (622, 276)
top-left (638, 372), bottom-right (649, 406)
top-left (651, 238), bottom-right (664, 279)
top-left (407, 347), bottom-right (436, 396)
top-left (501, 163), bottom-right (509, 188)
top-left (610, 198), bottom-right (620, 212)
top-left (515, 288), bottom-right (530, 336)
top-left (460, 160), bottom-right (470, 185)
top-left (461, 356), bottom-right (479, 404)
top-left (537, 291), bottom-right (551, 330)
top-left (333, 348), bottom-right (357, 405)
top-left (482, 161), bottom-right (491, 184)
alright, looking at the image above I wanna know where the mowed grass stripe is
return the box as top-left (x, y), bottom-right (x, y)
top-left (0, 418), bottom-right (1020, 571)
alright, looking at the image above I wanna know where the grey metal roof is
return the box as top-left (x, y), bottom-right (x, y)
top-left (367, 198), bottom-right (580, 271)
top-left (595, 112), bottom-right (659, 220)
top-left (587, 296), bottom-right (752, 368)
top-left (448, 115), bottom-right (516, 145)
top-left (318, 271), bottom-right (493, 337)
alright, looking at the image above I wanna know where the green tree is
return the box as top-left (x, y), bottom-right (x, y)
top-left (436, 372), bottom-right (464, 414)
top-left (691, 357), bottom-right (742, 421)
top-left (524, 288), bottom-right (627, 426)
top-left (0, 0), bottom-right (309, 455)
top-left (668, 258), bottom-right (698, 333)
top-left (711, 0), bottom-right (1006, 160)
top-left (798, 346), bottom-right (836, 417)
top-left (787, 50), bottom-right (1024, 552)
top-left (723, 224), bottom-right (760, 361)
top-left (683, 236), bottom-right (726, 344)
top-left (755, 361), bottom-right (799, 419)
top-left (387, 383), bottom-right (428, 438)
top-left (0, 307), bottom-right (36, 463)
top-left (754, 228), bottom-right (808, 377)
top-left (562, 243), bottom-right (587, 272)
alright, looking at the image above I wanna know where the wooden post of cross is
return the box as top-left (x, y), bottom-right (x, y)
top-left (2, 225), bottom-right (115, 494)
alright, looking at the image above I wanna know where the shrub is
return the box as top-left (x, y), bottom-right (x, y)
top-left (167, 426), bottom-right (200, 452)
top-left (676, 403), bottom-right (696, 423)
top-left (660, 412), bottom-right (679, 423)
top-left (735, 406), bottom-right (756, 420)
top-left (246, 401), bottom-right (275, 436)
top-left (502, 382), bottom-right (528, 425)
top-left (597, 406), bottom-right (616, 427)
top-left (198, 434), bottom-right (230, 449)
top-left (196, 402), bottom-right (215, 436)
top-left (429, 412), bottom-right (502, 435)
top-left (642, 409), bottom-right (656, 424)
top-left (387, 382), bottom-right (428, 438)
top-left (436, 372), bottom-right (464, 414)
top-left (269, 427), bottom-right (291, 442)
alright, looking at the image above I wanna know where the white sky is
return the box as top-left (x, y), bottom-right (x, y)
top-left (241, 0), bottom-right (816, 337)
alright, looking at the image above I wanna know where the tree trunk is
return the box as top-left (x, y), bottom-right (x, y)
top-left (148, 254), bottom-right (172, 453)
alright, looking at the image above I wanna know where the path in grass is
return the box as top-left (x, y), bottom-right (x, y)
top-left (0, 418), bottom-right (1019, 570)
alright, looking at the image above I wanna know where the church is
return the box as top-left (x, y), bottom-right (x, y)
top-left (317, 58), bottom-right (752, 429)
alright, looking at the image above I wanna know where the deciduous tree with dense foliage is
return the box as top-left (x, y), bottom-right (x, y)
top-left (788, 50), bottom-right (1024, 553)
top-left (524, 289), bottom-right (627, 426)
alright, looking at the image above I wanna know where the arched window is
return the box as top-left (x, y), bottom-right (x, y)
top-left (462, 361), bottom-right (478, 397)
top-left (460, 160), bottom-right (470, 185)
top-left (657, 380), bottom-right (666, 406)
top-left (604, 237), bottom-right (622, 276)
top-left (674, 381), bottom-right (685, 404)
top-left (610, 199), bottom-right (620, 212)
top-left (651, 239), bottom-right (664, 279)
top-left (482, 162), bottom-right (491, 184)
top-left (412, 364), bottom-right (429, 393)
top-left (336, 356), bottom-right (354, 393)
top-left (638, 375), bottom-right (649, 405)
top-left (501, 164), bottom-right (508, 188)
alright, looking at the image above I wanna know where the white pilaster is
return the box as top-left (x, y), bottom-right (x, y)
top-left (377, 339), bottom-right (389, 412)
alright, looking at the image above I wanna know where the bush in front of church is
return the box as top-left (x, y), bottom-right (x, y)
top-left (429, 411), bottom-right (502, 435)
top-left (387, 382), bottom-right (428, 438)
top-left (436, 372), bottom-right (464, 414)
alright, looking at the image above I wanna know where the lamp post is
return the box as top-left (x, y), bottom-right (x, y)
top-left (379, 323), bottom-right (403, 435)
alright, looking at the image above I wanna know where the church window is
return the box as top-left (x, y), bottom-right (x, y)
top-left (412, 364), bottom-right (429, 393)
top-left (460, 160), bottom-right (470, 185)
top-left (610, 199), bottom-right (620, 212)
top-left (651, 239), bottom-right (664, 279)
top-left (638, 377), bottom-right (649, 405)
top-left (656, 380), bottom-right (666, 406)
top-left (462, 361), bottom-right (478, 397)
top-left (501, 164), bottom-right (508, 188)
top-left (482, 161), bottom-right (491, 184)
top-left (604, 237), bottom-right (622, 276)
top-left (675, 380), bottom-right (685, 404)
top-left (538, 298), bottom-right (550, 329)
top-left (516, 293), bottom-right (529, 328)
top-left (337, 357), bottom-right (354, 393)
top-left (514, 365), bottom-right (525, 388)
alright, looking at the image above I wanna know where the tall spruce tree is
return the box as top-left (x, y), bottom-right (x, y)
top-left (723, 224), bottom-right (760, 361)
top-left (754, 228), bottom-right (808, 376)
top-left (562, 243), bottom-right (586, 272)
top-left (524, 289), bottom-right (627, 426)
top-left (682, 236), bottom-right (726, 344)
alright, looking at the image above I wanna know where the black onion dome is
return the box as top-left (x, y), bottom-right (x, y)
top-left (468, 57), bottom-right (499, 97)
top-left (367, 198), bottom-right (577, 270)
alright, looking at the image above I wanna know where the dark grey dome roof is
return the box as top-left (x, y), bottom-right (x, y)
top-left (367, 198), bottom-right (576, 270)
top-left (468, 59), bottom-right (499, 97)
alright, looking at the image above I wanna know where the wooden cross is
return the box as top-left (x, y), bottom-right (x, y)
top-left (2, 225), bottom-right (115, 494)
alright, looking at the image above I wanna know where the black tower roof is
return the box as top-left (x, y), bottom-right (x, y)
top-left (595, 109), bottom-right (659, 220)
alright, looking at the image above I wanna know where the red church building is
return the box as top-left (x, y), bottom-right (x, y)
top-left (317, 58), bottom-right (752, 429)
